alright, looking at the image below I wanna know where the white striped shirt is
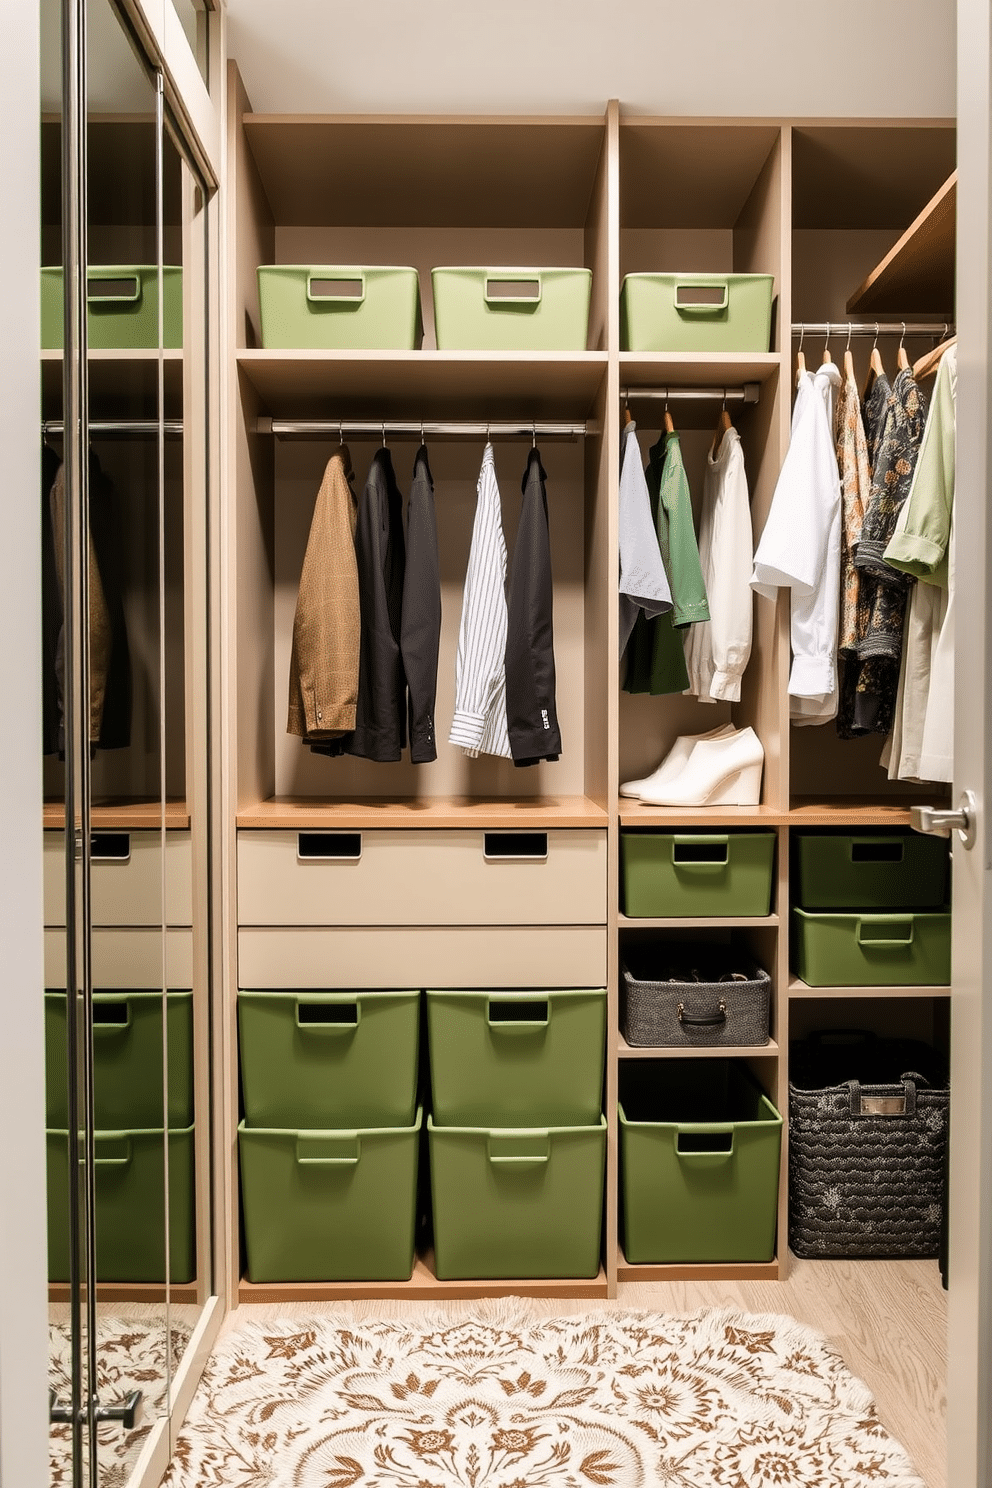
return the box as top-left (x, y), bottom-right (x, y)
top-left (449, 444), bottom-right (512, 758)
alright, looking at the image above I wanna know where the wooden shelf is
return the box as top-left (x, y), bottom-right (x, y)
top-left (618, 1034), bottom-right (779, 1059)
top-left (43, 798), bottom-right (190, 829)
top-left (789, 976), bottom-right (950, 999)
top-left (617, 1253), bottom-right (780, 1283)
top-left (237, 350), bottom-right (608, 421)
top-left (846, 171), bottom-right (956, 314)
top-left (620, 352), bottom-right (781, 387)
top-left (48, 1282), bottom-right (199, 1304)
top-left (42, 348), bottom-right (184, 421)
top-left (789, 796), bottom-right (949, 825)
top-left (620, 803), bottom-right (789, 827)
top-left (237, 794), bottom-right (609, 829)
top-left (618, 913), bottom-right (778, 928)
top-left (238, 1256), bottom-right (609, 1303)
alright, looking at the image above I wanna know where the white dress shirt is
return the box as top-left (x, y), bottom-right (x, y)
top-left (449, 443), bottom-right (512, 759)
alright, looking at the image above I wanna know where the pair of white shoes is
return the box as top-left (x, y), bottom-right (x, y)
top-left (621, 723), bottom-right (764, 807)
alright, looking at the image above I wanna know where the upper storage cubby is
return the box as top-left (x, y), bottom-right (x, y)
top-left (233, 112), bottom-right (613, 420)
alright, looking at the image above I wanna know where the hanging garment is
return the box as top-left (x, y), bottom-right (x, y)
top-left (288, 446), bottom-right (360, 750)
top-left (625, 431), bottom-right (708, 697)
top-left (50, 450), bottom-right (131, 753)
top-left (844, 367), bottom-right (929, 736)
top-left (684, 425), bottom-right (753, 704)
top-left (449, 443), bottom-right (512, 760)
top-left (344, 447), bottom-right (407, 763)
top-left (861, 371), bottom-right (891, 470)
top-left (618, 420), bottom-right (672, 659)
top-left (751, 361), bottom-right (842, 724)
top-left (881, 345), bottom-right (956, 782)
top-left (41, 444), bottom-right (64, 757)
top-left (400, 444), bottom-right (442, 764)
top-left (504, 446), bottom-right (561, 766)
top-left (835, 368), bottom-right (872, 659)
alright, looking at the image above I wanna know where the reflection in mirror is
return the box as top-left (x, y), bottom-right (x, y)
top-left (170, 0), bottom-right (211, 88)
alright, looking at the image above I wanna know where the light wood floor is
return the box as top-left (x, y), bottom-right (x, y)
top-left (225, 1257), bottom-right (947, 1488)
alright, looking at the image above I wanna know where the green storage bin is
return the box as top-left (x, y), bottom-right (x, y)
top-left (793, 829), bottom-right (949, 909)
top-left (621, 831), bottom-right (775, 917)
top-left (47, 1125), bottom-right (195, 1283)
top-left (257, 264), bottom-right (423, 349)
top-left (238, 1110), bottom-right (421, 1282)
top-left (619, 1061), bottom-right (782, 1264)
top-left (428, 1115), bottom-right (605, 1279)
top-left (619, 271), bottom-right (774, 352)
top-left (426, 988), bottom-right (605, 1126)
top-left (41, 265), bottom-right (183, 349)
top-left (238, 989), bottom-right (419, 1128)
top-left (45, 989), bottom-right (193, 1129)
top-left (431, 266), bottom-right (592, 350)
top-left (792, 907), bottom-right (951, 986)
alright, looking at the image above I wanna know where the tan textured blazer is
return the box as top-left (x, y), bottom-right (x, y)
top-left (287, 447), bottom-right (360, 739)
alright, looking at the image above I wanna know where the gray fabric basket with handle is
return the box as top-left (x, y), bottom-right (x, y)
top-left (620, 950), bottom-right (771, 1048)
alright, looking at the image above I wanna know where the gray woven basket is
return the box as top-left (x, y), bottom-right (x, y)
top-left (620, 955), bottom-right (770, 1048)
top-left (789, 1034), bottom-right (949, 1259)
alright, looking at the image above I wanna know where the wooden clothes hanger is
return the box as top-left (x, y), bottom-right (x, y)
top-left (843, 325), bottom-right (856, 383)
top-left (913, 329), bottom-right (956, 381)
top-left (821, 324), bottom-right (834, 365)
top-left (897, 323), bottom-right (911, 372)
top-left (662, 399), bottom-right (675, 435)
top-left (711, 391), bottom-right (733, 456)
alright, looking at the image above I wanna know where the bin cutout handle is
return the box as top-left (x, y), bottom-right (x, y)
top-left (87, 273), bottom-right (140, 305)
top-left (296, 999), bottom-right (361, 1031)
top-left (856, 915), bottom-right (914, 947)
top-left (484, 274), bottom-right (543, 305)
top-left (672, 835), bottom-right (729, 868)
top-left (484, 831), bottom-right (548, 861)
top-left (91, 832), bottom-right (130, 862)
top-left (487, 998), bottom-right (549, 1029)
top-left (92, 999), bottom-right (131, 1034)
top-left (675, 1126), bottom-right (734, 1159)
top-left (850, 838), bottom-right (905, 863)
top-left (297, 831), bottom-right (362, 861)
top-left (92, 1135), bottom-right (132, 1167)
top-left (488, 1131), bottom-right (550, 1167)
top-left (677, 999), bottom-right (727, 1027)
top-left (307, 272), bottom-right (366, 304)
top-left (674, 281), bottom-right (729, 314)
top-left (296, 1133), bottom-right (360, 1166)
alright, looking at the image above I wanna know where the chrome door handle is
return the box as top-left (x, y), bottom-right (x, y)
top-left (911, 790), bottom-right (977, 849)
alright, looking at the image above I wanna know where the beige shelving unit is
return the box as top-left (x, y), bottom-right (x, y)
top-left (223, 72), bottom-right (957, 1299)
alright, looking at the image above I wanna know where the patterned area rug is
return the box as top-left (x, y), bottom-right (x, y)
top-left (49, 1315), bottom-right (192, 1488)
top-left (162, 1309), bottom-right (924, 1487)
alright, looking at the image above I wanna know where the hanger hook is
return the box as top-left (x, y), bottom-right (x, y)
top-left (798, 323), bottom-right (805, 353)
top-left (338, 419), bottom-right (344, 446)
top-left (532, 420), bottom-right (536, 449)
top-left (382, 421), bottom-right (386, 448)
top-left (722, 386), bottom-right (728, 412)
top-left (486, 420), bottom-right (491, 443)
top-left (900, 322), bottom-right (907, 353)
top-left (421, 419), bottom-right (425, 444)
top-left (872, 322), bottom-right (880, 352)
top-left (824, 322), bottom-right (831, 356)
top-left (845, 323), bottom-right (853, 353)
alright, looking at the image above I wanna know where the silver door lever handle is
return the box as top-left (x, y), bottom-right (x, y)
top-left (911, 790), bottom-right (977, 849)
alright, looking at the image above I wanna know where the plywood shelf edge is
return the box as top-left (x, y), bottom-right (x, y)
top-left (618, 1035), bottom-right (780, 1058)
top-left (617, 1258), bottom-right (780, 1282)
top-left (238, 1259), bottom-right (609, 1303)
top-left (846, 170), bottom-right (956, 314)
top-left (788, 976), bottom-right (951, 999)
top-left (236, 795), bottom-right (609, 828)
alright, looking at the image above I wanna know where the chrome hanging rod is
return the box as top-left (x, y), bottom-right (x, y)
top-left (256, 417), bottom-right (589, 439)
top-left (791, 322), bottom-right (954, 337)
top-left (43, 420), bottom-right (184, 437)
top-left (621, 383), bottom-right (760, 404)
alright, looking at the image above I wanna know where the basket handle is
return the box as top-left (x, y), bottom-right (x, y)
top-left (92, 999), bottom-right (131, 1035)
top-left (674, 280), bottom-right (729, 314)
top-left (488, 1132), bottom-right (550, 1167)
top-left (487, 998), bottom-right (549, 1029)
top-left (672, 835), bottom-right (729, 868)
top-left (848, 1078), bottom-right (918, 1118)
top-left (87, 273), bottom-right (140, 305)
top-left (677, 999), bottom-right (727, 1027)
top-left (675, 1125), bottom-right (735, 1159)
top-left (306, 272), bottom-right (366, 304)
top-left (295, 998), bottom-right (361, 1032)
top-left (92, 1135), bottom-right (132, 1167)
top-left (484, 273), bottom-right (543, 305)
top-left (856, 915), bottom-right (914, 947)
top-left (296, 1133), bottom-right (360, 1165)
top-left (850, 838), bottom-right (905, 863)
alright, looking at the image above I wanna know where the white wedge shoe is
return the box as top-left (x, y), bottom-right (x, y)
top-left (619, 723), bottom-right (736, 799)
top-left (638, 726), bottom-right (764, 807)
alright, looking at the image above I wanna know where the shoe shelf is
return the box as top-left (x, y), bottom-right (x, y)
top-left (619, 803), bottom-right (789, 827)
top-left (236, 795), bottom-right (609, 829)
top-left (237, 1257), bottom-right (610, 1304)
top-left (788, 796), bottom-right (950, 825)
top-left (618, 1034), bottom-right (780, 1059)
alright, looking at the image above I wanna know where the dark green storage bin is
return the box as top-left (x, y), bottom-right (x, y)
top-left (238, 1110), bottom-right (421, 1282)
top-left (428, 1115), bottom-right (606, 1279)
top-left (47, 1125), bottom-right (195, 1283)
top-left (619, 1061), bottom-right (782, 1264)
top-left (41, 265), bottom-right (183, 349)
top-left (792, 907), bottom-right (951, 986)
top-left (45, 989), bottom-right (194, 1129)
top-left (621, 831), bottom-right (775, 917)
top-left (238, 990), bottom-right (419, 1128)
top-left (426, 988), bottom-right (605, 1126)
top-left (793, 830), bottom-right (949, 909)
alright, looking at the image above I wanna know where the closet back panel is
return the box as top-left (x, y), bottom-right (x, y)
top-left (272, 436), bottom-right (588, 799)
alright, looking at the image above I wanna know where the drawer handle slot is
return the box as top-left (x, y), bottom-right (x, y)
top-left (676, 1128), bottom-right (734, 1157)
top-left (850, 839), bottom-right (905, 863)
top-left (296, 1133), bottom-right (360, 1166)
top-left (485, 275), bottom-right (542, 304)
top-left (674, 281), bottom-right (728, 313)
top-left (92, 832), bottom-right (130, 861)
top-left (487, 998), bottom-right (549, 1028)
top-left (88, 274), bottom-right (140, 304)
top-left (856, 916), bottom-right (915, 947)
top-left (672, 837), bottom-right (729, 866)
top-left (488, 1132), bottom-right (550, 1167)
top-left (307, 273), bottom-right (365, 304)
top-left (297, 832), bottom-right (362, 861)
top-left (296, 1000), bottom-right (360, 1030)
top-left (483, 832), bottom-right (548, 861)
top-left (92, 1000), bottom-right (131, 1032)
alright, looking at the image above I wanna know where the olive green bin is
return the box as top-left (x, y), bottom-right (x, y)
top-left (792, 829), bottom-right (949, 909)
top-left (619, 1062), bottom-right (782, 1264)
top-left (41, 265), bottom-right (183, 349)
top-left (621, 831), bottom-right (776, 918)
top-left (792, 907), bottom-right (951, 986)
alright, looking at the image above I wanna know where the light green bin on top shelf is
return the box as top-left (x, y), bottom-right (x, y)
top-left (620, 271), bottom-right (774, 352)
top-left (431, 266), bottom-right (592, 350)
top-left (41, 265), bottom-right (183, 349)
top-left (256, 264), bottom-right (423, 349)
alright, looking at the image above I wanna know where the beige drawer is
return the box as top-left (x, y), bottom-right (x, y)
top-left (43, 829), bottom-right (193, 927)
top-left (44, 927), bottom-right (194, 988)
top-left (239, 926), bottom-right (608, 989)
top-left (237, 828), bottom-right (607, 926)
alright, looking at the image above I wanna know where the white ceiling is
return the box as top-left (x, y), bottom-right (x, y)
top-left (225, 0), bottom-right (956, 118)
